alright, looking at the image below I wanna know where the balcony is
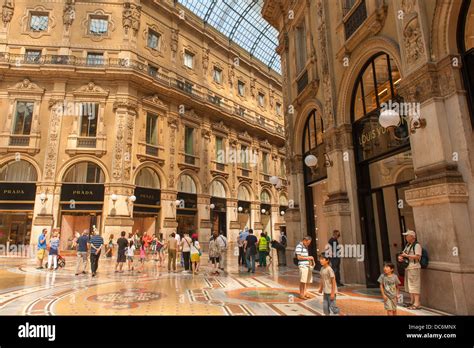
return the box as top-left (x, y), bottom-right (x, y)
top-left (297, 70), bottom-right (308, 95)
top-left (0, 134), bottom-right (40, 155)
top-left (0, 53), bottom-right (285, 141)
top-left (77, 137), bottom-right (97, 148)
top-left (344, 0), bottom-right (367, 40)
top-left (237, 166), bottom-right (253, 183)
top-left (178, 152), bottom-right (200, 172)
top-left (8, 135), bottom-right (29, 146)
top-left (66, 135), bottom-right (106, 156)
top-left (137, 142), bottom-right (165, 164)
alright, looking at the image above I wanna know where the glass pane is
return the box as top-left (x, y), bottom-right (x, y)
top-left (368, 151), bottom-right (414, 189)
top-left (390, 56), bottom-right (401, 97)
top-left (90, 18), bottom-right (108, 35)
top-left (238, 81), bottom-right (245, 96)
top-left (238, 185), bottom-right (250, 201)
top-left (211, 180), bottom-right (226, 198)
top-left (260, 190), bottom-right (271, 203)
top-left (362, 62), bottom-right (377, 113)
top-left (185, 127), bottom-right (194, 154)
top-left (465, 1), bottom-right (474, 51)
top-left (135, 168), bottom-right (160, 188)
top-left (30, 14), bottom-right (48, 31)
top-left (80, 103), bottom-right (98, 136)
top-left (374, 55), bottom-right (391, 105)
top-left (13, 101), bottom-right (34, 135)
top-left (146, 114), bottom-right (158, 145)
top-left (262, 153), bottom-right (269, 173)
top-left (148, 31), bottom-right (159, 49)
top-left (0, 160), bottom-right (37, 182)
top-left (178, 174), bottom-right (196, 193)
top-left (63, 162), bottom-right (104, 183)
top-left (353, 82), bottom-right (365, 121)
top-left (307, 113), bottom-right (316, 150)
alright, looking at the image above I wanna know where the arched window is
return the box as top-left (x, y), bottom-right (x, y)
top-left (303, 110), bottom-right (324, 154)
top-left (210, 180), bottom-right (226, 198)
top-left (63, 162), bottom-right (104, 183)
top-left (0, 160), bottom-right (37, 182)
top-left (279, 194), bottom-right (288, 206)
top-left (178, 174), bottom-right (196, 194)
top-left (238, 185), bottom-right (251, 201)
top-left (352, 53), bottom-right (401, 121)
top-left (260, 190), bottom-right (271, 204)
top-left (459, 0), bottom-right (474, 124)
top-left (135, 167), bottom-right (160, 189)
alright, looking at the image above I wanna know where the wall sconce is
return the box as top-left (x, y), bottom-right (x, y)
top-left (323, 153), bottom-right (333, 168)
top-left (238, 206), bottom-right (243, 213)
top-left (379, 108), bottom-right (426, 135)
top-left (304, 153), bottom-right (333, 168)
top-left (39, 192), bottom-right (47, 205)
top-left (127, 195), bottom-right (136, 203)
top-left (209, 203), bottom-right (215, 210)
top-left (111, 194), bottom-right (118, 205)
top-left (280, 210), bottom-right (285, 216)
top-left (261, 208), bottom-right (266, 214)
top-left (269, 175), bottom-right (279, 186)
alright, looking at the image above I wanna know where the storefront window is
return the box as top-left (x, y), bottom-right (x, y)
top-left (260, 190), bottom-right (271, 204)
top-left (178, 174), bottom-right (196, 194)
top-left (63, 162), bottom-right (104, 183)
top-left (0, 160), bottom-right (37, 182)
top-left (184, 126), bottom-right (194, 155)
top-left (135, 167), bottom-right (160, 189)
top-left (210, 180), bottom-right (226, 198)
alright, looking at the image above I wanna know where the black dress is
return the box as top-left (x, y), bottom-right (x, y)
top-left (116, 237), bottom-right (128, 263)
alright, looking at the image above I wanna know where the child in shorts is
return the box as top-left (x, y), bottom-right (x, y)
top-left (378, 262), bottom-right (401, 315)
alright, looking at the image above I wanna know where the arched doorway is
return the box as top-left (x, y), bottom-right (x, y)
top-left (59, 161), bottom-right (105, 250)
top-left (133, 167), bottom-right (161, 238)
top-left (176, 174), bottom-right (198, 236)
top-left (210, 180), bottom-right (227, 236)
top-left (302, 109), bottom-right (327, 257)
top-left (351, 52), bottom-right (415, 286)
top-left (458, 0), bottom-right (474, 125)
top-left (260, 189), bottom-right (272, 236)
top-left (237, 185), bottom-right (252, 230)
top-left (0, 160), bottom-right (37, 247)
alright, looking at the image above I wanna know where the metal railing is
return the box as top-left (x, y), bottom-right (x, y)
top-left (0, 53), bottom-right (284, 137)
top-left (9, 135), bottom-right (29, 146)
top-left (77, 137), bottom-right (97, 148)
top-left (344, 0), bottom-right (367, 39)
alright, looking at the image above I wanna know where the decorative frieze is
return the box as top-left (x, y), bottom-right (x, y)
top-left (44, 100), bottom-right (64, 181)
top-left (405, 183), bottom-right (468, 206)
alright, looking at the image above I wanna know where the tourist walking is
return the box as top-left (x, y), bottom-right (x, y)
top-left (190, 234), bottom-right (201, 274)
top-left (180, 233), bottom-right (192, 272)
top-left (126, 240), bottom-right (136, 272)
top-left (327, 230), bottom-right (344, 286)
top-left (398, 230), bottom-right (422, 310)
top-left (89, 230), bottom-right (104, 277)
top-left (36, 228), bottom-right (48, 269)
top-left (75, 230), bottom-right (89, 276)
top-left (319, 253), bottom-right (340, 315)
top-left (295, 236), bottom-right (314, 299)
top-left (209, 233), bottom-right (221, 276)
top-left (244, 229), bottom-right (258, 273)
top-left (47, 231), bottom-right (60, 271)
top-left (378, 262), bottom-right (401, 316)
top-left (115, 231), bottom-right (128, 273)
top-left (216, 231), bottom-right (228, 271)
top-left (237, 229), bottom-right (248, 267)
top-left (257, 232), bottom-right (269, 267)
top-left (166, 232), bottom-right (178, 272)
top-left (105, 234), bottom-right (114, 259)
top-left (278, 231), bottom-right (287, 266)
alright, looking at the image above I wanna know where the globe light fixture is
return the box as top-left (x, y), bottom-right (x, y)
top-left (39, 192), bottom-right (47, 203)
top-left (261, 208), bottom-right (266, 214)
top-left (280, 210), bottom-right (285, 216)
top-left (210, 203), bottom-right (215, 209)
top-left (175, 199), bottom-right (182, 206)
top-left (238, 206), bottom-right (243, 212)
top-left (379, 109), bottom-right (401, 128)
top-left (111, 194), bottom-right (118, 202)
top-left (129, 195), bottom-right (136, 202)
top-left (304, 154), bottom-right (318, 168)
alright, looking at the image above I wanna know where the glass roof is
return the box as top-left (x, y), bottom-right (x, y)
top-left (177, 0), bottom-right (281, 74)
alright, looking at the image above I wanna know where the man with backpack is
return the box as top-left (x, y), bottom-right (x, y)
top-left (398, 230), bottom-right (423, 310)
top-left (216, 231), bottom-right (228, 271)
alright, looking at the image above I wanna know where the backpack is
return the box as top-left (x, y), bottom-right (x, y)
top-left (415, 242), bottom-right (429, 269)
top-left (293, 242), bottom-right (302, 266)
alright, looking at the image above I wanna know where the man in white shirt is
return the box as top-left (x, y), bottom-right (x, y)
top-left (295, 236), bottom-right (315, 299)
top-left (216, 231), bottom-right (228, 271)
top-left (179, 233), bottom-right (192, 272)
top-left (398, 230), bottom-right (422, 309)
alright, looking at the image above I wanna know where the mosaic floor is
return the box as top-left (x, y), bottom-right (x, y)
top-left (0, 252), bottom-right (445, 316)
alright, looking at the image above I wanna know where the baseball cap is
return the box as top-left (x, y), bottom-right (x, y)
top-left (402, 230), bottom-right (416, 237)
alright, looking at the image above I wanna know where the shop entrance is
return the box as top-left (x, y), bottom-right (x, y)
top-left (59, 212), bottom-right (101, 250)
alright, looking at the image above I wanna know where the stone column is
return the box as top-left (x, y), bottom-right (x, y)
top-left (270, 203), bottom-right (279, 240)
top-left (227, 198), bottom-right (239, 248)
top-left (400, 58), bottom-right (474, 314)
top-left (251, 201), bottom-right (261, 233)
top-left (197, 194), bottom-right (211, 249)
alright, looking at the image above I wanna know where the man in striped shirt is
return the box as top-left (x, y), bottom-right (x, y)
top-left (295, 236), bottom-right (315, 299)
top-left (89, 230), bottom-right (104, 277)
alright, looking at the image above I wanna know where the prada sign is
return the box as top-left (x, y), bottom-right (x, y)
top-left (61, 184), bottom-right (104, 202)
top-left (134, 187), bottom-right (161, 206)
top-left (0, 183), bottom-right (36, 201)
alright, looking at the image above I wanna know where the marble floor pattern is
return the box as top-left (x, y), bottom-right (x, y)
top-left (0, 252), bottom-right (447, 316)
